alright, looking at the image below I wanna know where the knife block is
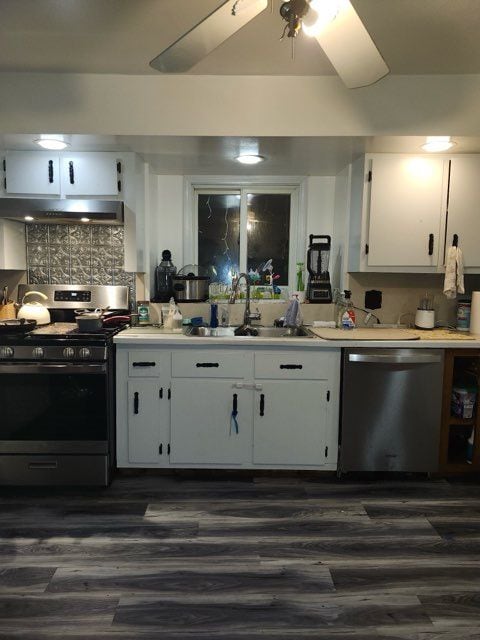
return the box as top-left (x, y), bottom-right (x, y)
top-left (0, 303), bottom-right (16, 320)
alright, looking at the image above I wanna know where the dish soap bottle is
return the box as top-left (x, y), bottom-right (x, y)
top-left (341, 290), bottom-right (356, 330)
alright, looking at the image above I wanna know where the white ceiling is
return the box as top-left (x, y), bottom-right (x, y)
top-left (2, 1), bottom-right (480, 174)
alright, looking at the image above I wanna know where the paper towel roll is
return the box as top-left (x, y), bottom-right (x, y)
top-left (469, 291), bottom-right (480, 334)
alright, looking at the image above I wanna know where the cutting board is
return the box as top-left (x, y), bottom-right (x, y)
top-left (310, 327), bottom-right (420, 340)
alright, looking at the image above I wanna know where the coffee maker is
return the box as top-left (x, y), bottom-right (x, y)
top-left (306, 235), bottom-right (332, 303)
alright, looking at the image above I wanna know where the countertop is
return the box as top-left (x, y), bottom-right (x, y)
top-left (114, 326), bottom-right (480, 349)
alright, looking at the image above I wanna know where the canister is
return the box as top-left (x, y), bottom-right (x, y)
top-left (457, 299), bottom-right (471, 331)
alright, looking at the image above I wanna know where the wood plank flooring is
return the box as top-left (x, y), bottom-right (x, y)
top-left (1, 472), bottom-right (480, 638)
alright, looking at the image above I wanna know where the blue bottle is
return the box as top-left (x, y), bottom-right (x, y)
top-left (210, 303), bottom-right (219, 328)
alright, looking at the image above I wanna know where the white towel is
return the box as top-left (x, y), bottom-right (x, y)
top-left (444, 246), bottom-right (465, 299)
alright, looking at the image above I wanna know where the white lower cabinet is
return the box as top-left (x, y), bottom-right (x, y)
top-left (116, 344), bottom-right (340, 470)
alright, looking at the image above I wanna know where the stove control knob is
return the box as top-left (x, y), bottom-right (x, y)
top-left (0, 346), bottom-right (14, 359)
top-left (32, 347), bottom-right (45, 359)
top-left (79, 347), bottom-right (91, 360)
top-left (63, 347), bottom-right (75, 359)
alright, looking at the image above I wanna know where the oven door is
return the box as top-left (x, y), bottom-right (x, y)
top-left (0, 363), bottom-right (109, 454)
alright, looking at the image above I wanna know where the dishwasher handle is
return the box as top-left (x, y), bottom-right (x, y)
top-left (348, 353), bottom-right (442, 364)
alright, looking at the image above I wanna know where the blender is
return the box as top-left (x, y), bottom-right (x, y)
top-left (306, 235), bottom-right (332, 303)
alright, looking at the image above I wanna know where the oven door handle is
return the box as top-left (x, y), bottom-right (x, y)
top-left (0, 363), bottom-right (107, 374)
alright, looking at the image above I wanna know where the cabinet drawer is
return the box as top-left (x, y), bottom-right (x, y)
top-left (172, 350), bottom-right (252, 378)
top-left (254, 351), bottom-right (334, 380)
top-left (128, 351), bottom-right (168, 377)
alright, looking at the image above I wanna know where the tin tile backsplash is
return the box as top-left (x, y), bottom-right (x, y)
top-left (26, 224), bottom-right (135, 303)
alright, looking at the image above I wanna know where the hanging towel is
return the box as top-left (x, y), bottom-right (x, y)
top-left (284, 297), bottom-right (302, 327)
top-left (444, 246), bottom-right (465, 299)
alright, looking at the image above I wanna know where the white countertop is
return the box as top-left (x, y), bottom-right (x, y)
top-left (114, 326), bottom-right (480, 349)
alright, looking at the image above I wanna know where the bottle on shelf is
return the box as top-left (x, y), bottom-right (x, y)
top-left (341, 290), bottom-right (356, 330)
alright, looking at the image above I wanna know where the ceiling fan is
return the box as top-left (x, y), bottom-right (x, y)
top-left (149, 0), bottom-right (389, 89)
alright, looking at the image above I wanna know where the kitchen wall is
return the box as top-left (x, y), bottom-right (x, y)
top-left (25, 223), bottom-right (136, 304)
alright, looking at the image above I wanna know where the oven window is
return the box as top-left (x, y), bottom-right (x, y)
top-left (0, 374), bottom-right (108, 441)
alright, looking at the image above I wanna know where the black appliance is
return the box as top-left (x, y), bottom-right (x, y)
top-left (306, 234), bottom-right (332, 303)
top-left (0, 284), bottom-right (129, 486)
top-left (153, 249), bottom-right (176, 302)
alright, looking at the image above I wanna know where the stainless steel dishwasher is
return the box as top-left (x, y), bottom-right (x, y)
top-left (340, 348), bottom-right (444, 473)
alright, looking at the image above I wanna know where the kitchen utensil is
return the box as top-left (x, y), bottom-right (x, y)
top-left (2, 286), bottom-right (8, 305)
top-left (0, 318), bottom-right (37, 334)
top-left (17, 291), bottom-right (51, 325)
top-left (76, 311), bottom-right (104, 331)
top-left (306, 235), bottom-right (332, 303)
top-left (172, 264), bottom-right (210, 302)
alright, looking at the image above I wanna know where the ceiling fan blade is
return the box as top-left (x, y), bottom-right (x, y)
top-left (313, 0), bottom-right (389, 89)
top-left (150, 0), bottom-right (268, 73)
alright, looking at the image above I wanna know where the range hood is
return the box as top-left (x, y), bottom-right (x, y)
top-left (0, 198), bottom-right (124, 225)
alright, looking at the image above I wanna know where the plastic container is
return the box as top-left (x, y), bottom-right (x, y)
top-left (457, 299), bottom-right (471, 331)
top-left (341, 290), bottom-right (356, 330)
top-left (451, 384), bottom-right (477, 419)
top-left (172, 308), bottom-right (183, 333)
top-left (210, 303), bottom-right (219, 328)
top-left (137, 301), bottom-right (150, 325)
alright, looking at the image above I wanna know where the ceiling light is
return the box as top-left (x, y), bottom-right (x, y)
top-left (80, 217), bottom-right (90, 223)
top-left (34, 135), bottom-right (70, 151)
top-left (24, 216), bottom-right (34, 222)
top-left (302, 0), bottom-right (340, 37)
top-left (235, 154), bottom-right (265, 165)
top-left (421, 136), bottom-right (456, 152)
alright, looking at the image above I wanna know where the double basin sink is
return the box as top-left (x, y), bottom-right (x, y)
top-left (184, 326), bottom-right (314, 339)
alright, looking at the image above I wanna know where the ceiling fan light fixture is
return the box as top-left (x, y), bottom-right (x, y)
top-left (302, 0), bottom-right (340, 37)
top-left (421, 136), bottom-right (456, 152)
top-left (34, 135), bottom-right (70, 151)
top-left (235, 154), bottom-right (265, 165)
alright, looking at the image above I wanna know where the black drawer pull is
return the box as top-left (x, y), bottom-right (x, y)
top-left (159, 387), bottom-right (163, 399)
top-left (48, 159), bottom-right (54, 183)
top-left (280, 364), bottom-right (303, 370)
top-left (196, 362), bottom-right (219, 368)
top-left (69, 160), bottom-right (75, 184)
top-left (428, 233), bottom-right (434, 256)
top-left (132, 361), bottom-right (156, 367)
top-left (28, 461), bottom-right (58, 470)
top-left (260, 393), bottom-right (265, 416)
top-left (134, 391), bottom-right (139, 414)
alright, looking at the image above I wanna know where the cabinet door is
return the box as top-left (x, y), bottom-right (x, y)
top-left (367, 156), bottom-right (446, 267)
top-left (446, 157), bottom-right (480, 268)
top-left (5, 151), bottom-right (60, 195)
top-left (61, 152), bottom-right (120, 196)
top-left (127, 380), bottom-right (169, 464)
top-left (170, 379), bottom-right (252, 465)
top-left (253, 381), bottom-right (329, 466)
top-left (0, 220), bottom-right (26, 270)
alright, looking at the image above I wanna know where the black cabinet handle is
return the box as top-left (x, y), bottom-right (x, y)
top-left (28, 461), bottom-right (58, 469)
top-left (428, 233), bottom-right (434, 256)
top-left (133, 391), bottom-right (139, 414)
top-left (159, 443), bottom-right (163, 455)
top-left (168, 388), bottom-right (171, 400)
top-left (132, 361), bottom-right (156, 367)
top-left (48, 160), bottom-right (54, 184)
top-left (233, 393), bottom-right (238, 413)
top-left (69, 161), bottom-right (75, 184)
top-left (159, 388), bottom-right (163, 399)
top-left (453, 233), bottom-right (459, 247)
top-left (196, 362), bottom-right (219, 368)
top-left (280, 364), bottom-right (303, 370)
top-left (260, 393), bottom-right (265, 417)
top-left (167, 444), bottom-right (170, 455)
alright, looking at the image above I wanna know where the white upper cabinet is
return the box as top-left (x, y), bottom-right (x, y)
top-left (445, 157), bottom-right (480, 268)
top-left (4, 151), bottom-right (61, 195)
top-left (348, 154), bottom-right (450, 273)
top-left (3, 151), bottom-right (121, 197)
top-left (60, 152), bottom-right (121, 196)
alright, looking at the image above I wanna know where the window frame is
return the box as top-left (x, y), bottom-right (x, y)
top-left (184, 175), bottom-right (307, 292)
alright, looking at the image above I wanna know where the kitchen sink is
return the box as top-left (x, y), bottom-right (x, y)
top-left (184, 326), bottom-right (314, 338)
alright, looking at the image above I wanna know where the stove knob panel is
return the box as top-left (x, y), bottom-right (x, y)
top-left (63, 347), bottom-right (75, 359)
top-left (32, 347), bottom-right (45, 359)
top-left (79, 347), bottom-right (91, 360)
top-left (0, 346), bottom-right (14, 359)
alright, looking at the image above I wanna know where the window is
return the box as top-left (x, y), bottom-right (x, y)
top-left (185, 177), bottom-right (305, 293)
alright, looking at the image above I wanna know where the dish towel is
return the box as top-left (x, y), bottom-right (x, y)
top-left (444, 246), bottom-right (465, 299)
top-left (284, 297), bottom-right (302, 327)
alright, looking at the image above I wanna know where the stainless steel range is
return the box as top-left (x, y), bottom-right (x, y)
top-left (0, 284), bottom-right (129, 486)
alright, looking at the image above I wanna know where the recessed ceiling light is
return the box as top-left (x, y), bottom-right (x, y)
top-left (24, 216), bottom-right (34, 222)
top-left (34, 135), bottom-right (70, 151)
top-left (80, 217), bottom-right (90, 223)
top-left (421, 136), bottom-right (456, 152)
top-left (235, 154), bottom-right (265, 165)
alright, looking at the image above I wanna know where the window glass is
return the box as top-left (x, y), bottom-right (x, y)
top-left (198, 193), bottom-right (240, 284)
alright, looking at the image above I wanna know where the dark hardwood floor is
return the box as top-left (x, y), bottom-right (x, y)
top-left (1, 472), bottom-right (480, 639)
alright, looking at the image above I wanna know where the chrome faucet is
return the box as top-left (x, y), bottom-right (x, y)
top-left (229, 273), bottom-right (261, 335)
